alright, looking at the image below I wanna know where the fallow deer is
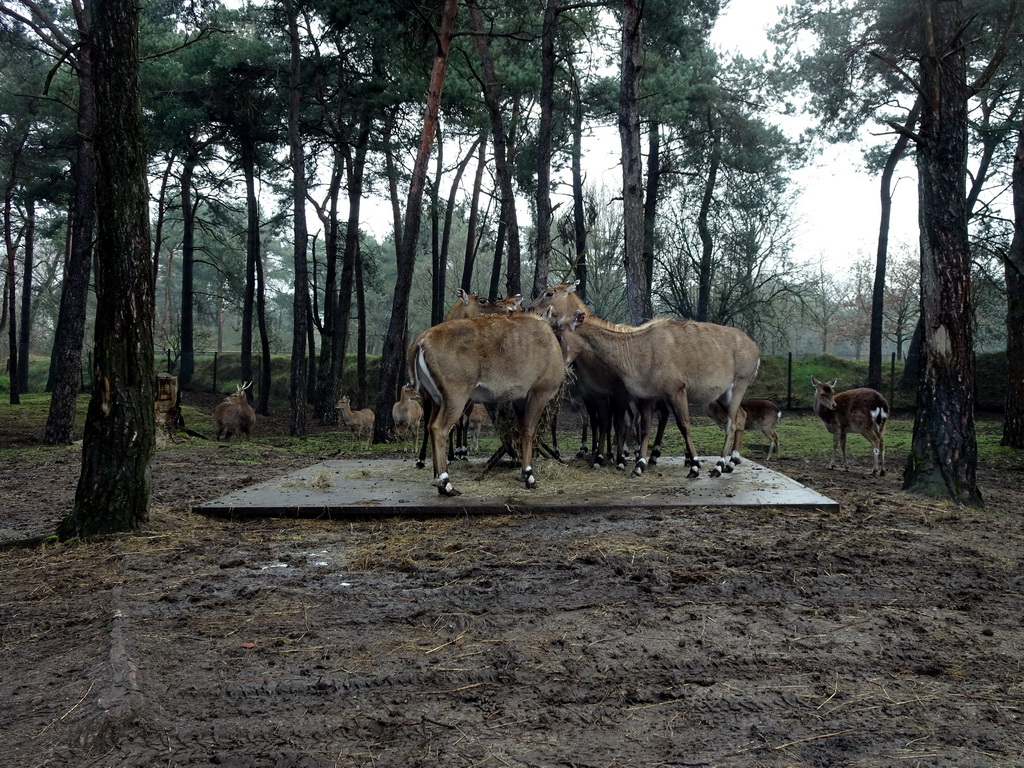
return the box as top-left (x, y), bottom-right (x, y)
top-left (409, 312), bottom-right (565, 496)
top-left (810, 376), bottom-right (889, 476)
top-left (553, 310), bottom-right (761, 479)
top-left (214, 381), bottom-right (256, 441)
top-left (392, 384), bottom-right (423, 453)
top-left (707, 398), bottom-right (781, 460)
top-left (336, 395), bottom-right (375, 450)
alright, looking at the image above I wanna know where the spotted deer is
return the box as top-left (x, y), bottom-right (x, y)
top-left (810, 376), bottom-right (889, 476)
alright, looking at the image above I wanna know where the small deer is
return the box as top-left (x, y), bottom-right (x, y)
top-left (810, 376), bottom-right (889, 476)
top-left (467, 402), bottom-right (492, 452)
top-left (214, 382), bottom-right (256, 441)
top-left (392, 384), bottom-right (423, 452)
top-left (707, 398), bottom-right (782, 460)
top-left (336, 395), bottom-right (375, 450)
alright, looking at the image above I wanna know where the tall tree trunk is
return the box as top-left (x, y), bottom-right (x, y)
top-left (696, 112), bottom-right (720, 322)
top-left (568, 56), bottom-right (588, 302)
top-left (179, 155), bottom-right (197, 387)
top-left (869, 100), bottom-right (920, 391)
top-left (254, 231), bottom-right (271, 416)
top-left (1002, 126), bottom-right (1024, 447)
top-left (533, 0), bottom-right (558, 299)
top-left (642, 121), bottom-right (659, 320)
top-left (240, 139), bottom-right (258, 388)
top-left (62, 0), bottom-right (154, 538)
top-left (469, 1), bottom-right (521, 298)
top-left (619, 0), bottom-right (645, 324)
top-left (443, 136), bottom-right (480, 301)
top-left (44, 1), bottom-right (96, 444)
top-left (313, 156), bottom-right (342, 422)
top-left (430, 137), bottom-right (443, 326)
top-left (4, 206), bottom-right (17, 404)
top-left (460, 134), bottom-right (487, 292)
top-left (903, 0), bottom-right (981, 504)
top-left (286, 0), bottom-right (309, 437)
top-left (17, 198), bottom-right (34, 393)
top-left (374, 0), bottom-right (459, 441)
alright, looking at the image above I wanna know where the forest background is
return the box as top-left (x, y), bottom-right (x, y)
top-left (1, 0), bottom-right (1022, 527)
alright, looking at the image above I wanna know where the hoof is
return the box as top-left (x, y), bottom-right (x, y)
top-left (438, 485), bottom-right (461, 497)
top-left (415, 460), bottom-right (425, 469)
top-left (687, 467), bottom-right (700, 479)
top-left (522, 465), bottom-right (537, 489)
top-left (721, 463), bottom-right (734, 474)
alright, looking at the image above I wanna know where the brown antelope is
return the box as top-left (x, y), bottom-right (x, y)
top-left (336, 395), bottom-right (375, 450)
top-left (416, 290), bottom-right (523, 467)
top-left (810, 376), bottom-right (889, 476)
top-left (409, 312), bottom-right (565, 496)
top-left (467, 403), bottom-right (492, 451)
top-left (392, 384), bottom-right (423, 452)
top-left (530, 281), bottom-right (669, 470)
top-left (214, 381), bottom-right (256, 441)
top-left (554, 310), bottom-right (760, 479)
top-left (707, 398), bottom-right (781, 460)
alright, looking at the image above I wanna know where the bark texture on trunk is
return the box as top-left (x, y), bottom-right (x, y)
top-left (1002, 127), bottom-right (1024, 447)
top-left (903, 0), bottom-right (981, 504)
top-left (619, 0), bottom-right (646, 325)
top-left (63, 0), bottom-right (155, 538)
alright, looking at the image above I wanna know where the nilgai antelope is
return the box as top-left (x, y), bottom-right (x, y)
top-left (214, 382), bottom-right (256, 441)
top-left (416, 290), bottom-right (523, 467)
top-left (554, 310), bottom-right (761, 479)
top-left (530, 281), bottom-right (669, 470)
top-left (467, 403), bottom-right (492, 452)
top-left (410, 312), bottom-right (565, 496)
top-left (810, 376), bottom-right (889, 476)
top-left (707, 398), bottom-right (782, 460)
top-left (336, 395), bottom-right (375, 450)
top-left (392, 384), bottom-right (423, 452)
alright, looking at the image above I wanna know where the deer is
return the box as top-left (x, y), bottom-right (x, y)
top-left (214, 382), bottom-right (256, 441)
top-left (336, 395), bottom-right (375, 450)
top-left (553, 309), bottom-right (761, 479)
top-left (810, 376), bottom-right (889, 476)
top-left (467, 403), bottom-right (492, 452)
top-left (707, 398), bottom-right (781, 460)
top-left (416, 290), bottom-right (524, 467)
top-left (530, 280), bottom-right (670, 470)
top-left (409, 312), bottom-right (566, 496)
top-left (392, 384), bottom-right (423, 452)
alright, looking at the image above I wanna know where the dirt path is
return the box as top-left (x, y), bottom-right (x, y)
top-left (1, 405), bottom-right (1022, 767)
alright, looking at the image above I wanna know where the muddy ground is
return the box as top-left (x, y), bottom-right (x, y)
top-left (1, 394), bottom-right (1022, 767)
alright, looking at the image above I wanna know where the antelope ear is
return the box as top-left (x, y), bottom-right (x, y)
top-left (568, 280), bottom-right (580, 294)
top-left (511, 294), bottom-right (523, 309)
top-left (811, 375), bottom-right (820, 386)
top-left (571, 309), bottom-right (586, 329)
top-left (828, 379), bottom-right (838, 388)
top-left (540, 306), bottom-right (554, 319)
top-left (456, 288), bottom-right (469, 305)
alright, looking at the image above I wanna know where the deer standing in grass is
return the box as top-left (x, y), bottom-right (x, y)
top-left (410, 312), bottom-right (565, 496)
top-left (392, 384), bottom-right (423, 453)
top-left (810, 376), bottom-right (888, 476)
top-left (214, 382), bottom-right (256, 441)
top-left (554, 310), bottom-right (760, 479)
top-left (707, 398), bottom-right (782, 460)
top-left (336, 395), bottom-right (375, 450)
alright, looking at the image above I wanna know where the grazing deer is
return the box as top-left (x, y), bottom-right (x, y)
top-left (336, 395), bottom-right (375, 450)
top-left (810, 376), bottom-right (889, 476)
top-left (554, 310), bottom-right (760, 479)
top-left (392, 384), bottom-right (423, 452)
top-left (707, 398), bottom-right (781, 460)
top-left (214, 382), bottom-right (256, 441)
top-left (410, 312), bottom-right (565, 496)
top-left (416, 290), bottom-right (523, 467)
top-left (529, 281), bottom-right (670, 470)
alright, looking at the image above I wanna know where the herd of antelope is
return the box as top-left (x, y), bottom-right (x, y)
top-left (213, 282), bottom-right (891, 495)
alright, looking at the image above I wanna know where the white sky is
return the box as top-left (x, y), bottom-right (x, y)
top-left (709, 0), bottom-right (919, 269)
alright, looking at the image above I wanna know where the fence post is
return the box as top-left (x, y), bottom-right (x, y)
top-left (786, 352), bottom-right (793, 410)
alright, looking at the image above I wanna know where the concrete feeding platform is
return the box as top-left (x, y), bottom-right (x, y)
top-left (193, 456), bottom-right (838, 519)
